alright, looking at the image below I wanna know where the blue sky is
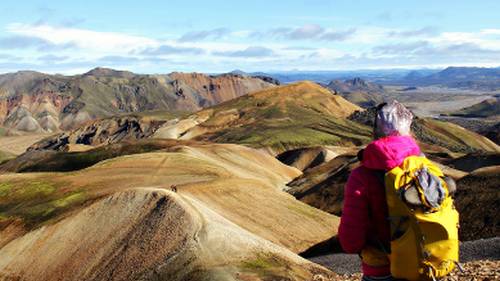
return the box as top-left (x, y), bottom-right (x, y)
top-left (0, 0), bottom-right (499, 74)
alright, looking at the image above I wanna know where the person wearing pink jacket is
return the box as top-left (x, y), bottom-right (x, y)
top-left (339, 101), bottom-right (419, 281)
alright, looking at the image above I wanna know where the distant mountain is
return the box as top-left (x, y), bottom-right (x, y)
top-left (450, 97), bottom-right (500, 118)
top-left (404, 67), bottom-right (500, 90)
top-left (428, 67), bottom-right (500, 81)
top-left (404, 70), bottom-right (428, 81)
top-left (0, 68), bottom-right (276, 134)
top-left (325, 77), bottom-right (385, 107)
top-left (228, 69), bottom-right (248, 75)
top-left (231, 69), bottom-right (418, 84)
top-left (400, 69), bottom-right (442, 82)
top-left (83, 67), bottom-right (136, 78)
top-left (326, 77), bottom-right (384, 94)
top-left (226, 70), bottom-right (281, 85)
top-left (231, 68), bottom-right (496, 86)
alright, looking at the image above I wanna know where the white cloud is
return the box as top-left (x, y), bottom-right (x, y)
top-left (289, 24), bottom-right (324, 39)
top-left (341, 26), bottom-right (391, 44)
top-left (178, 28), bottom-right (230, 42)
top-left (6, 23), bottom-right (158, 53)
top-left (253, 24), bottom-right (356, 42)
top-left (481, 29), bottom-right (500, 35)
top-left (427, 31), bottom-right (500, 50)
top-left (213, 46), bottom-right (275, 58)
top-left (1, 22), bottom-right (499, 73)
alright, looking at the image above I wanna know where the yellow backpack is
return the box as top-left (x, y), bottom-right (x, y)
top-left (384, 156), bottom-right (459, 281)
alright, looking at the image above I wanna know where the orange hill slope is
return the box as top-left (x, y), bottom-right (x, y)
top-left (0, 188), bottom-right (337, 281)
top-left (0, 142), bottom-right (340, 280)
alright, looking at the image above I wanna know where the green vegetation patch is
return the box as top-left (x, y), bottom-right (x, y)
top-left (0, 178), bottom-right (88, 229)
top-left (242, 257), bottom-right (275, 271)
top-left (240, 253), bottom-right (290, 278)
top-left (208, 114), bottom-right (371, 152)
top-left (0, 181), bottom-right (55, 203)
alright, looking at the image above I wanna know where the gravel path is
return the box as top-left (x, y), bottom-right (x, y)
top-left (309, 237), bottom-right (500, 275)
top-left (317, 260), bottom-right (500, 281)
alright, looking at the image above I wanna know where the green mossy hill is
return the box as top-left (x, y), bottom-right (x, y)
top-left (186, 82), bottom-right (371, 151)
top-left (0, 179), bottom-right (87, 230)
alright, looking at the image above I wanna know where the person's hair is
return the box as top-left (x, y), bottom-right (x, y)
top-left (373, 101), bottom-right (413, 139)
top-left (373, 102), bottom-right (387, 138)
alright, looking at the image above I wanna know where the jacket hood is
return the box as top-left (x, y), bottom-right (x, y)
top-left (362, 135), bottom-right (421, 170)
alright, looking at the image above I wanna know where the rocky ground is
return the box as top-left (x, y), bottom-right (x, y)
top-left (309, 238), bottom-right (500, 280)
top-left (321, 261), bottom-right (500, 281)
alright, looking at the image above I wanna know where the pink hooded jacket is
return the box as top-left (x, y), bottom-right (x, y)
top-left (338, 135), bottom-right (421, 276)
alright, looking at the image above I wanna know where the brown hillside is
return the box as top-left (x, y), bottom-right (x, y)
top-left (0, 189), bottom-right (337, 281)
top-left (0, 142), bottom-right (338, 253)
top-left (454, 166), bottom-right (500, 240)
top-left (0, 69), bottom-right (275, 133)
top-left (169, 72), bottom-right (277, 105)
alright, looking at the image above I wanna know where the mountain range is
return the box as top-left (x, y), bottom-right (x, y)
top-left (29, 81), bottom-right (498, 155)
top-left (0, 68), bottom-right (276, 135)
top-left (388, 67), bottom-right (500, 90)
top-left (235, 67), bottom-right (500, 91)
top-left (1, 67), bottom-right (499, 280)
top-left (2, 66), bottom-right (499, 138)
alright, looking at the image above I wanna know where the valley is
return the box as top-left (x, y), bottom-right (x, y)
top-left (0, 67), bottom-right (499, 280)
top-left (1, 0), bottom-right (500, 278)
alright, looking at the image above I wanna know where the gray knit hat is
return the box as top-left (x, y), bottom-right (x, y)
top-left (374, 100), bottom-right (413, 139)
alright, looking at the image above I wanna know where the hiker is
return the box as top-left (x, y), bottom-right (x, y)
top-left (338, 101), bottom-right (459, 281)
